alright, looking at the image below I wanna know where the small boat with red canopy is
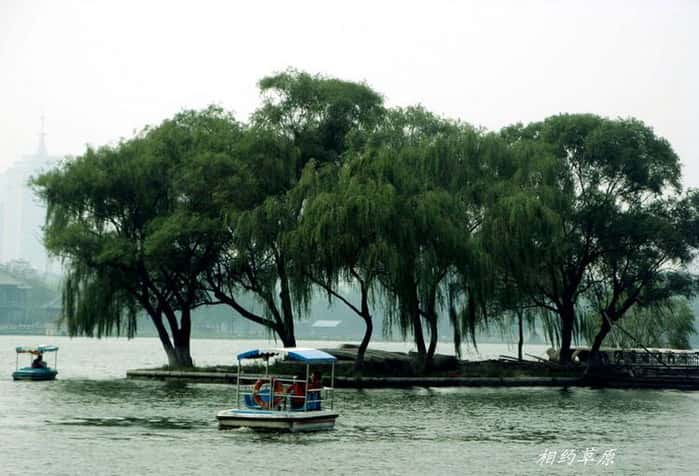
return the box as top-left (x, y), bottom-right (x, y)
top-left (216, 347), bottom-right (338, 432)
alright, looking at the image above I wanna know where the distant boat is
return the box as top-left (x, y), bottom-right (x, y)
top-left (12, 345), bottom-right (59, 381)
top-left (216, 348), bottom-right (339, 432)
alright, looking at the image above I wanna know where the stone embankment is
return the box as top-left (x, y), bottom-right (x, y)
top-left (126, 345), bottom-right (699, 390)
top-left (127, 346), bottom-right (581, 388)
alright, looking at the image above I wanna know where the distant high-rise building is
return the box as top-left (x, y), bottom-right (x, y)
top-left (0, 117), bottom-right (62, 273)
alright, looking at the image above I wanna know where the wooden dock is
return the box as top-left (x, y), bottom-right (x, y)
top-left (126, 368), bottom-right (239, 384)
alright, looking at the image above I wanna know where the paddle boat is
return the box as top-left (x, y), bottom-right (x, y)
top-left (216, 347), bottom-right (338, 432)
top-left (12, 345), bottom-right (59, 381)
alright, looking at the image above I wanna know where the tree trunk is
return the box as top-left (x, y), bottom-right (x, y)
top-left (424, 283), bottom-right (439, 362)
top-left (517, 309), bottom-right (524, 361)
top-left (157, 306), bottom-right (194, 368)
top-left (412, 316), bottom-right (426, 355)
top-left (279, 325), bottom-right (296, 347)
top-left (148, 311), bottom-right (176, 360)
top-left (172, 308), bottom-right (194, 368)
top-left (145, 305), bottom-right (193, 368)
top-left (559, 301), bottom-right (575, 365)
top-left (354, 287), bottom-right (373, 371)
top-left (170, 340), bottom-right (193, 368)
top-left (160, 330), bottom-right (193, 368)
top-left (276, 255), bottom-right (296, 348)
top-left (590, 314), bottom-right (612, 353)
top-left (278, 326), bottom-right (296, 348)
top-left (411, 303), bottom-right (427, 373)
top-left (426, 313), bottom-right (438, 360)
top-left (410, 287), bottom-right (427, 359)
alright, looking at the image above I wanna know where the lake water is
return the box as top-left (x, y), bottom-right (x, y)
top-left (1, 336), bottom-right (698, 475)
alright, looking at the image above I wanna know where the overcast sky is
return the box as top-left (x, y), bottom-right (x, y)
top-left (1, 0), bottom-right (697, 185)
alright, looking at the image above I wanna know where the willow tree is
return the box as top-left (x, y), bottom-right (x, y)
top-left (34, 107), bottom-right (239, 367)
top-left (195, 125), bottom-right (303, 347)
top-left (499, 114), bottom-right (686, 363)
top-left (480, 135), bottom-right (563, 358)
top-left (289, 156), bottom-right (395, 370)
top-left (201, 70), bottom-right (384, 347)
top-left (254, 69), bottom-right (385, 167)
top-left (583, 297), bottom-right (697, 350)
top-left (585, 192), bottom-right (699, 352)
top-left (344, 107), bottom-right (486, 367)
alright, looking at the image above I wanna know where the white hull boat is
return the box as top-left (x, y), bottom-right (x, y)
top-left (216, 347), bottom-right (339, 432)
top-left (217, 408), bottom-right (339, 432)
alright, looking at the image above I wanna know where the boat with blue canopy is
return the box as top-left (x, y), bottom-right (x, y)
top-left (12, 345), bottom-right (59, 381)
top-left (216, 347), bottom-right (338, 432)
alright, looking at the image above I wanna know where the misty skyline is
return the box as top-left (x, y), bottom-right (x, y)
top-left (1, 1), bottom-right (697, 188)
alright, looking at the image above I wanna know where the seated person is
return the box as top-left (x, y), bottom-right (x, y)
top-left (309, 370), bottom-right (322, 389)
top-left (308, 370), bottom-right (322, 410)
top-left (287, 371), bottom-right (322, 410)
top-left (287, 379), bottom-right (306, 409)
top-left (31, 353), bottom-right (47, 369)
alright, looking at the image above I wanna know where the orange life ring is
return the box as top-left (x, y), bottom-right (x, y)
top-left (286, 382), bottom-right (306, 409)
top-left (252, 379), bottom-right (283, 409)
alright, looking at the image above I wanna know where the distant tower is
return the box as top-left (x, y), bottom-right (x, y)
top-left (37, 115), bottom-right (48, 157)
top-left (0, 116), bottom-right (62, 273)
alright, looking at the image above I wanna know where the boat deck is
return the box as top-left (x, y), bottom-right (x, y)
top-left (217, 409), bottom-right (338, 432)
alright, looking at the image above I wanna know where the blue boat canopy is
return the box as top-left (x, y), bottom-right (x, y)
top-left (16, 345), bottom-right (59, 353)
top-left (236, 347), bottom-right (336, 364)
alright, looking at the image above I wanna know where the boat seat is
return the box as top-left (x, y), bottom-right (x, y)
top-left (243, 390), bottom-right (321, 410)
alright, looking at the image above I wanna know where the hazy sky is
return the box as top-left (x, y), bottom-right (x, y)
top-left (1, 1), bottom-right (697, 185)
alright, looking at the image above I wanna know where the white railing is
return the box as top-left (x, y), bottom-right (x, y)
top-left (235, 374), bottom-right (334, 412)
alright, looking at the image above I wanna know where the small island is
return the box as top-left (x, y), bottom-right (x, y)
top-left (33, 71), bottom-right (699, 392)
top-left (126, 344), bottom-right (699, 390)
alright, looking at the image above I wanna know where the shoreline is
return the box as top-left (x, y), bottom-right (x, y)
top-left (124, 368), bottom-right (699, 390)
top-left (124, 346), bottom-right (699, 390)
top-left (125, 367), bottom-right (581, 388)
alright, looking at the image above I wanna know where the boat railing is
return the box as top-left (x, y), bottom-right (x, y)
top-left (235, 374), bottom-right (334, 412)
top-left (236, 373), bottom-right (299, 381)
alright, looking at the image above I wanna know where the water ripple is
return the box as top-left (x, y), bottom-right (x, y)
top-left (45, 416), bottom-right (210, 430)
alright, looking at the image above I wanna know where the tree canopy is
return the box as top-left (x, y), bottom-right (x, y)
top-left (34, 72), bottom-right (699, 370)
top-left (34, 106), bottom-right (240, 367)
top-left (494, 114), bottom-right (697, 362)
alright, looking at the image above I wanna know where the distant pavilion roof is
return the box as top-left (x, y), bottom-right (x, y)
top-left (311, 320), bottom-right (341, 328)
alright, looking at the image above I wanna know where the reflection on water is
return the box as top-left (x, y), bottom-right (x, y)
top-left (2, 336), bottom-right (699, 475)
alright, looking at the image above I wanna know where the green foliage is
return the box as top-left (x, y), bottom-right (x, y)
top-left (491, 114), bottom-right (694, 362)
top-left (581, 297), bottom-right (697, 350)
top-left (256, 69), bottom-right (384, 167)
top-left (34, 106), bottom-right (241, 366)
top-left (61, 262), bottom-right (137, 338)
top-left (339, 107), bottom-right (491, 359)
top-left (32, 70), bottom-right (699, 368)
top-left (197, 71), bottom-right (386, 348)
